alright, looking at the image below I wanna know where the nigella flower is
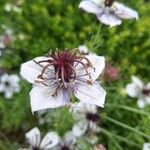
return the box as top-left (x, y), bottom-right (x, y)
top-left (0, 73), bottom-right (20, 99)
top-left (71, 102), bottom-right (100, 137)
top-left (20, 49), bottom-right (106, 113)
top-left (125, 76), bottom-right (150, 108)
top-left (24, 127), bottom-right (59, 150)
top-left (54, 131), bottom-right (76, 150)
top-left (79, 0), bottom-right (138, 27)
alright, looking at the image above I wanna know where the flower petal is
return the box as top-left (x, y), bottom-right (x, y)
top-left (137, 99), bottom-right (146, 108)
top-left (25, 127), bottom-right (41, 148)
top-left (20, 57), bottom-right (52, 84)
top-left (30, 85), bottom-right (69, 112)
top-left (76, 55), bottom-right (105, 82)
top-left (131, 76), bottom-right (143, 89)
top-left (72, 120), bottom-right (88, 137)
top-left (96, 12), bottom-right (122, 27)
top-left (79, 0), bottom-right (103, 14)
top-left (40, 132), bottom-right (59, 149)
top-left (74, 81), bottom-right (106, 107)
top-left (64, 131), bottom-right (76, 145)
top-left (125, 83), bottom-right (139, 98)
top-left (143, 143), bottom-right (150, 150)
top-left (114, 2), bottom-right (138, 20)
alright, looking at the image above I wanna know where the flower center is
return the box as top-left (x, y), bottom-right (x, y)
top-left (86, 112), bottom-right (100, 123)
top-left (4, 81), bottom-right (10, 87)
top-left (142, 89), bottom-right (150, 96)
top-left (61, 145), bottom-right (70, 150)
top-left (32, 147), bottom-right (40, 150)
top-left (34, 49), bottom-right (93, 96)
top-left (104, 0), bottom-right (114, 7)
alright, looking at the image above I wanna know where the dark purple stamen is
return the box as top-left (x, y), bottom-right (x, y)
top-left (142, 89), bottom-right (150, 96)
top-left (61, 145), bottom-right (70, 150)
top-left (105, 0), bottom-right (114, 7)
top-left (34, 49), bottom-right (92, 96)
top-left (86, 113), bottom-right (100, 123)
top-left (32, 147), bottom-right (40, 150)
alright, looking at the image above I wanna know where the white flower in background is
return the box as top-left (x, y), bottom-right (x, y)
top-left (78, 45), bottom-right (96, 56)
top-left (0, 74), bottom-right (20, 99)
top-left (143, 143), bottom-right (150, 150)
top-left (79, 0), bottom-right (138, 27)
top-left (4, 3), bottom-right (22, 13)
top-left (20, 50), bottom-right (106, 113)
top-left (78, 45), bottom-right (89, 55)
top-left (125, 76), bottom-right (150, 108)
top-left (54, 131), bottom-right (76, 150)
top-left (25, 127), bottom-right (59, 150)
top-left (71, 102), bottom-right (100, 137)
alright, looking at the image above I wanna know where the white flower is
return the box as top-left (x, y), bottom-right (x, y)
top-left (79, 0), bottom-right (138, 27)
top-left (78, 45), bottom-right (89, 55)
top-left (20, 50), bottom-right (106, 113)
top-left (25, 127), bottom-right (59, 150)
top-left (71, 102), bottom-right (100, 137)
top-left (78, 45), bottom-right (96, 56)
top-left (0, 73), bottom-right (20, 99)
top-left (143, 143), bottom-right (150, 150)
top-left (54, 131), bottom-right (76, 150)
top-left (4, 3), bottom-right (22, 13)
top-left (125, 76), bottom-right (150, 108)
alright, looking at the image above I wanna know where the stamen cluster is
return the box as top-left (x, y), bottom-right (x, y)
top-left (34, 50), bottom-right (93, 95)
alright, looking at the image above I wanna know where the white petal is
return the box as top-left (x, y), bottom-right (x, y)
top-left (5, 90), bottom-right (13, 99)
top-left (131, 76), bottom-right (143, 89)
top-left (79, 0), bottom-right (103, 14)
top-left (78, 45), bottom-right (89, 55)
top-left (72, 120), bottom-right (88, 137)
top-left (125, 83), bottom-right (139, 98)
top-left (25, 127), bottom-right (41, 148)
top-left (64, 131), bottom-right (76, 145)
top-left (10, 74), bottom-right (20, 83)
top-left (89, 121), bottom-right (100, 132)
top-left (137, 99), bottom-right (146, 108)
top-left (30, 85), bottom-right (69, 112)
top-left (74, 81), bottom-right (106, 107)
top-left (40, 132), bottom-right (59, 149)
top-left (143, 143), bottom-right (150, 150)
top-left (114, 2), bottom-right (139, 20)
top-left (96, 12), bottom-right (122, 27)
top-left (76, 55), bottom-right (105, 82)
top-left (20, 57), bottom-right (52, 84)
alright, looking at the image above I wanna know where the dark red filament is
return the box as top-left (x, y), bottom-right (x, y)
top-left (142, 89), bottom-right (150, 96)
top-left (105, 0), bottom-right (114, 7)
top-left (34, 50), bottom-right (93, 96)
top-left (86, 112), bottom-right (100, 123)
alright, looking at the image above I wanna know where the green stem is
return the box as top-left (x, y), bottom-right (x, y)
top-left (102, 115), bottom-right (150, 139)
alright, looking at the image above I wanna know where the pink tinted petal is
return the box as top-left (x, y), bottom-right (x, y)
top-left (96, 12), bottom-right (122, 27)
top-left (79, 0), bottom-right (103, 14)
top-left (30, 85), bottom-right (69, 113)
